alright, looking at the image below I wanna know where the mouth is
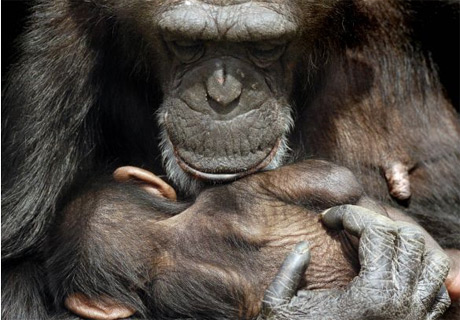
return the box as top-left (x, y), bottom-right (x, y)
top-left (174, 139), bottom-right (281, 182)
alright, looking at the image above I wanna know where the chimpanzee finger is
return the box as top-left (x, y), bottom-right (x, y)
top-left (322, 205), bottom-right (397, 283)
top-left (427, 285), bottom-right (450, 320)
top-left (261, 241), bottom-right (311, 316)
top-left (415, 250), bottom-right (451, 319)
top-left (393, 223), bottom-right (426, 298)
top-left (321, 205), bottom-right (398, 236)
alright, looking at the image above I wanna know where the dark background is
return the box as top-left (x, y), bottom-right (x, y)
top-left (2, 1), bottom-right (30, 73)
top-left (2, 0), bottom-right (459, 111)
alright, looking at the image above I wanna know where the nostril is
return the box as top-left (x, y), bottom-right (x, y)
top-left (206, 70), bottom-right (242, 108)
top-left (214, 68), bottom-right (225, 86)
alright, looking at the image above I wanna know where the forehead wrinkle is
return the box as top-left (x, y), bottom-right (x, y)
top-left (158, 1), bottom-right (298, 41)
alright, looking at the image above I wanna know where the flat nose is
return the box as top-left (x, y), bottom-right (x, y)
top-left (206, 64), bottom-right (242, 112)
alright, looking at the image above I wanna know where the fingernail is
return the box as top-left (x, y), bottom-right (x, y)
top-left (320, 208), bottom-right (331, 218)
top-left (294, 241), bottom-right (310, 254)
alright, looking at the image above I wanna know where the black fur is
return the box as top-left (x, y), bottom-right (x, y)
top-left (2, 0), bottom-right (460, 319)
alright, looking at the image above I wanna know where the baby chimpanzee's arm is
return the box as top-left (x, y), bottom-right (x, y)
top-left (48, 162), bottom-right (456, 320)
top-left (46, 169), bottom-right (189, 319)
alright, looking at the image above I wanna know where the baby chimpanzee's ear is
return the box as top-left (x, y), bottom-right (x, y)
top-left (113, 166), bottom-right (177, 200)
top-left (65, 293), bottom-right (135, 320)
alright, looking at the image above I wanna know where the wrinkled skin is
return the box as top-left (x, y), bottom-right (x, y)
top-left (52, 161), bottom-right (450, 319)
top-left (3, 1), bottom-right (460, 319)
top-left (261, 206), bottom-right (451, 320)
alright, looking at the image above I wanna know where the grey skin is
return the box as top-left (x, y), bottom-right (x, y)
top-left (2, 1), bottom-right (457, 319)
top-left (58, 161), bottom-right (451, 320)
top-left (262, 206), bottom-right (451, 320)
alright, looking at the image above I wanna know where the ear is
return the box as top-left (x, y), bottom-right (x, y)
top-left (65, 293), bottom-right (135, 320)
top-left (113, 166), bottom-right (177, 201)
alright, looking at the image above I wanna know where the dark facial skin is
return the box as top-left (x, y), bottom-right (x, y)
top-left (3, 1), bottom-right (460, 319)
top-left (153, 1), bottom-right (303, 189)
top-left (51, 161), bottom-right (451, 320)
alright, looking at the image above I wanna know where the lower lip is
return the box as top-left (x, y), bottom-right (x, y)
top-left (175, 140), bottom-right (281, 182)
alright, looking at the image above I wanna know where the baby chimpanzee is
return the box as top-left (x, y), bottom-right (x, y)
top-left (48, 161), bottom-right (456, 320)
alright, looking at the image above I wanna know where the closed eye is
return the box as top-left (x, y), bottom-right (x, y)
top-left (248, 42), bottom-right (286, 67)
top-left (167, 40), bottom-right (205, 63)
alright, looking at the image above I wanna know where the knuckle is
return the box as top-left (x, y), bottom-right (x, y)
top-left (339, 205), bottom-right (403, 236)
top-left (430, 249), bottom-right (450, 267)
top-left (337, 205), bottom-right (354, 221)
top-left (337, 205), bottom-right (359, 219)
top-left (433, 252), bottom-right (450, 277)
top-left (397, 224), bottom-right (426, 245)
top-left (372, 222), bottom-right (398, 236)
top-left (349, 206), bottom-right (395, 226)
top-left (425, 250), bottom-right (450, 281)
top-left (361, 226), bottom-right (397, 245)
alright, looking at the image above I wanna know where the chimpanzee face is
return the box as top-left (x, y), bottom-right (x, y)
top-left (90, 0), bottom-right (338, 192)
top-left (154, 1), bottom-right (301, 192)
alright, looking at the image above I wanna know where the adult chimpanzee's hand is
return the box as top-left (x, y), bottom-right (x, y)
top-left (260, 205), bottom-right (451, 320)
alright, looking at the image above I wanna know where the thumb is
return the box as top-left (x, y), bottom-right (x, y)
top-left (261, 241), bottom-right (311, 315)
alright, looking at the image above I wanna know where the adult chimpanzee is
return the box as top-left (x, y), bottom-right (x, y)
top-left (2, 0), bottom-right (460, 319)
top-left (49, 162), bottom-right (452, 320)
